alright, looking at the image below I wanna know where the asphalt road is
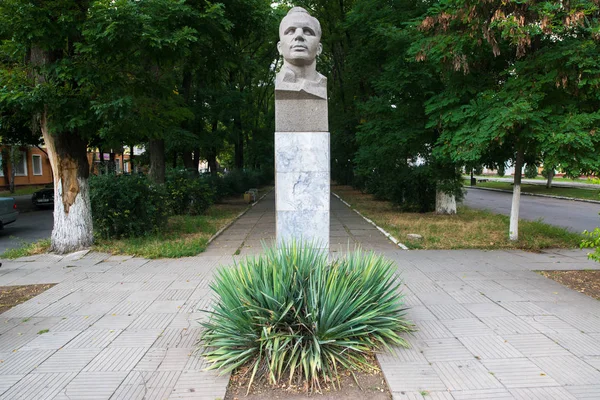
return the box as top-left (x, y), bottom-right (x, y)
top-left (0, 195), bottom-right (53, 254)
top-left (463, 188), bottom-right (600, 233)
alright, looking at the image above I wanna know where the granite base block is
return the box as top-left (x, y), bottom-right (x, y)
top-left (275, 98), bottom-right (328, 132)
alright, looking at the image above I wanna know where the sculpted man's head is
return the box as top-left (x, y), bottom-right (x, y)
top-left (278, 7), bottom-right (322, 67)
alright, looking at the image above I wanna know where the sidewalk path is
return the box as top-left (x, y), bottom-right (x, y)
top-left (0, 191), bottom-right (599, 399)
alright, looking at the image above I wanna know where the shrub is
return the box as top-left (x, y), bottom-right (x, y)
top-left (582, 226), bottom-right (600, 262)
top-left (165, 169), bottom-right (215, 215)
top-left (497, 163), bottom-right (506, 177)
top-left (90, 174), bottom-right (168, 239)
top-left (200, 243), bottom-right (413, 392)
top-left (524, 163), bottom-right (539, 179)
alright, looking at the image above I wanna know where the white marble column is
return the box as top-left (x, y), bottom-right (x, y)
top-left (275, 92), bottom-right (330, 249)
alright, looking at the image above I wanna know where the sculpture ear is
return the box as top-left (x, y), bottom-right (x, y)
top-left (317, 43), bottom-right (323, 56)
top-left (277, 41), bottom-right (282, 55)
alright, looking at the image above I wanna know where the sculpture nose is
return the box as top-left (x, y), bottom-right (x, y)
top-left (293, 28), bottom-right (305, 40)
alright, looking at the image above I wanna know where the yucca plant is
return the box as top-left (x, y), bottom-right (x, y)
top-left (199, 242), bottom-right (413, 393)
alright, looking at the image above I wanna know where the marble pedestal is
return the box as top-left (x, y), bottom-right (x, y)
top-left (275, 132), bottom-right (330, 248)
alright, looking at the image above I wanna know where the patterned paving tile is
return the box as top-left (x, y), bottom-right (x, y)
top-left (0, 375), bottom-right (24, 396)
top-left (36, 348), bottom-right (101, 373)
top-left (169, 370), bottom-right (229, 399)
top-left (458, 335), bottom-right (523, 359)
top-left (503, 334), bottom-right (571, 357)
top-left (377, 363), bottom-right (447, 393)
top-left (129, 314), bottom-right (175, 330)
top-left (53, 371), bottom-right (128, 399)
top-left (108, 301), bottom-right (153, 316)
top-left (393, 391), bottom-right (454, 400)
top-left (531, 356), bottom-right (600, 385)
top-left (92, 314), bottom-right (138, 330)
top-left (450, 388), bottom-right (514, 400)
top-left (428, 304), bottom-right (475, 320)
top-left (111, 370), bottom-right (182, 400)
top-left (50, 315), bottom-right (102, 331)
top-left (64, 329), bottom-right (122, 349)
top-left (110, 329), bottom-right (162, 348)
top-left (0, 333), bottom-right (37, 352)
top-left (421, 338), bottom-right (474, 362)
top-left (0, 372), bottom-right (76, 400)
top-left (556, 313), bottom-right (600, 333)
top-left (509, 387), bottom-right (576, 400)
top-left (565, 385), bottom-right (600, 399)
top-left (481, 358), bottom-right (560, 388)
top-left (463, 303), bottom-right (513, 318)
top-left (480, 316), bottom-right (539, 335)
top-left (0, 349), bottom-right (55, 375)
top-left (412, 320), bottom-right (453, 340)
top-left (546, 332), bottom-right (600, 357)
top-left (499, 302), bottom-right (550, 316)
top-left (432, 359), bottom-right (502, 390)
top-left (83, 347), bottom-right (147, 372)
top-left (442, 319), bottom-right (495, 337)
top-left (21, 331), bottom-right (79, 350)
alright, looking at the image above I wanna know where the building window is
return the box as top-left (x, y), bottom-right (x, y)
top-left (32, 154), bottom-right (43, 176)
top-left (15, 151), bottom-right (27, 176)
top-left (0, 154), bottom-right (3, 177)
top-left (124, 160), bottom-right (130, 173)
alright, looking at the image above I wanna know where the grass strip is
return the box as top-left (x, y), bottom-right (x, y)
top-left (333, 185), bottom-right (582, 250)
top-left (1, 188), bottom-right (271, 260)
top-left (470, 181), bottom-right (600, 201)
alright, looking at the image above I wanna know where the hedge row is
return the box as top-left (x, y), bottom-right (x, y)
top-left (89, 169), bottom-right (272, 239)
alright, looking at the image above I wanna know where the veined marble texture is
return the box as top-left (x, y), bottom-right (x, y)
top-left (275, 132), bottom-right (329, 172)
top-left (276, 171), bottom-right (330, 212)
top-left (277, 210), bottom-right (329, 248)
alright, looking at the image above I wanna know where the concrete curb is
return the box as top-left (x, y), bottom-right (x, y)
top-left (467, 186), bottom-right (600, 204)
top-left (206, 188), bottom-right (274, 246)
top-left (331, 192), bottom-right (409, 250)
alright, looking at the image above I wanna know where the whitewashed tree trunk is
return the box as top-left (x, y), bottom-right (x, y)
top-left (41, 111), bottom-right (94, 254)
top-left (509, 150), bottom-right (524, 241)
top-left (509, 183), bottom-right (521, 241)
top-left (436, 190), bottom-right (457, 215)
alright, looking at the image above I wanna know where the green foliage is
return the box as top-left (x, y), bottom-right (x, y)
top-left (524, 164), bottom-right (539, 179)
top-left (200, 243), bottom-right (413, 392)
top-left (497, 163), bottom-right (506, 177)
top-left (90, 174), bottom-right (169, 239)
top-left (165, 169), bottom-right (215, 215)
top-left (582, 227), bottom-right (600, 262)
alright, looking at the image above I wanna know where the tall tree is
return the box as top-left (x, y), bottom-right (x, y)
top-left (414, 0), bottom-right (600, 240)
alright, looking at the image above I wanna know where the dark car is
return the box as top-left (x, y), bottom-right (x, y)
top-left (32, 184), bottom-right (54, 208)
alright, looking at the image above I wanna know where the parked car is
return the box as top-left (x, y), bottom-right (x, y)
top-left (32, 184), bottom-right (54, 208)
top-left (0, 197), bottom-right (18, 229)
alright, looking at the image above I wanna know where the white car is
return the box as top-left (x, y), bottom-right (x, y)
top-left (0, 197), bottom-right (18, 229)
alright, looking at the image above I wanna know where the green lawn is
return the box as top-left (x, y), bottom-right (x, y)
top-left (0, 185), bottom-right (47, 197)
top-left (334, 185), bottom-right (582, 251)
top-left (471, 181), bottom-right (600, 201)
top-left (1, 187), bottom-right (272, 260)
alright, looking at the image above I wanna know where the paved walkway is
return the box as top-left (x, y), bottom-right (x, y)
top-left (0, 191), bottom-right (599, 399)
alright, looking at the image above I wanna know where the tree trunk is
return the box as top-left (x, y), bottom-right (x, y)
top-left (509, 149), bottom-right (524, 241)
top-left (108, 152), bottom-right (116, 174)
top-left (193, 148), bottom-right (201, 175)
top-left (546, 168), bottom-right (554, 189)
top-left (182, 151), bottom-right (194, 171)
top-left (1, 148), bottom-right (10, 190)
top-left (148, 139), bottom-right (165, 184)
top-left (41, 111), bottom-right (94, 253)
top-left (207, 150), bottom-right (218, 176)
top-left (435, 189), bottom-right (457, 215)
top-left (233, 114), bottom-right (244, 169)
top-left (9, 147), bottom-right (16, 193)
top-left (98, 147), bottom-right (105, 174)
top-left (129, 145), bottom-right (135, 173)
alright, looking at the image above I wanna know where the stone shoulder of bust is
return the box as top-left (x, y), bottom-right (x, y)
top-left (275, 66), bottom-right (327, 100)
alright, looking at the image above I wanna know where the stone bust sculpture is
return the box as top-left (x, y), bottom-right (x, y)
top-left (276, 7), bottom-right (327, 100)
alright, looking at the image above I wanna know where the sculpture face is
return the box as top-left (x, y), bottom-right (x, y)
top-left (278, 12), bottom-right (322, 66)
